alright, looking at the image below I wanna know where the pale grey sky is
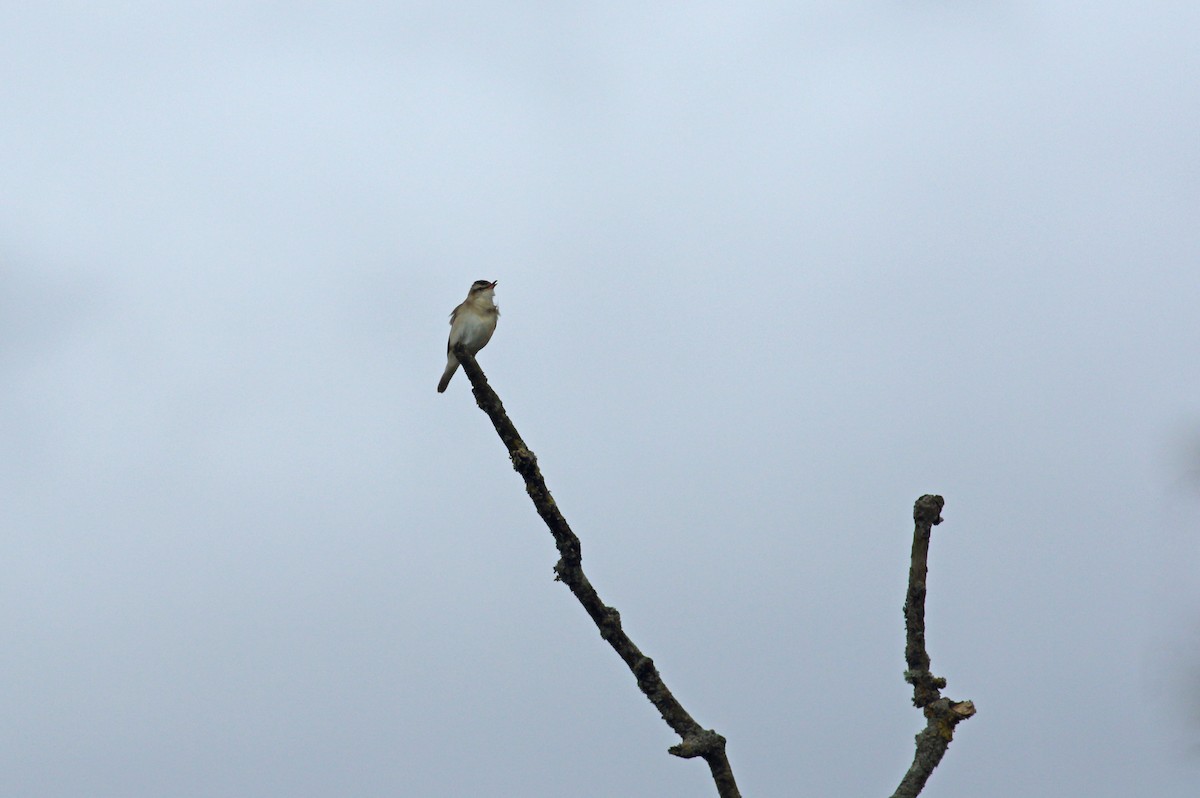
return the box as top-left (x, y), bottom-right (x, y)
top-left (2, 3), bottom-right (1199, 796)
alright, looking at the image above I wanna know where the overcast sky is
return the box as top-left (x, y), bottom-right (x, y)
top-left (2, 2), bottom-right (1199, 796)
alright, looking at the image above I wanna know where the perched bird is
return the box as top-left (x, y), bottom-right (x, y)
top-left (437, 280), bottom-right (499, 393)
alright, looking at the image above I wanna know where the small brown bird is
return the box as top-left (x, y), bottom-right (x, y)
top-left (437, 280), bottom-right (499, 393)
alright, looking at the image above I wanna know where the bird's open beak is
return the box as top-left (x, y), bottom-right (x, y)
top-left (489, 280), bottom-right (498, 288)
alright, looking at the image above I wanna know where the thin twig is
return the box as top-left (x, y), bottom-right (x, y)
top-left (453, 345), bottom-right (740, 798)
top-left (891, 495), bottom-right (976, 798)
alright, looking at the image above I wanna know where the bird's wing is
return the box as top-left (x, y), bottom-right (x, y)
top-left (446, 303), bottom-right (466, 353)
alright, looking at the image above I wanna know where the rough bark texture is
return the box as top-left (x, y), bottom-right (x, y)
top-left (891, 495), bottom-right (976, 798)
top-left (452, 345), bottom-right (740, 798)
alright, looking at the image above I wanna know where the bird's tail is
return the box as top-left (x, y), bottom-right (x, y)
top-left (437, 357), bottom-right (458, 393)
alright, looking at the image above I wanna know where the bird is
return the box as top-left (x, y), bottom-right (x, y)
top-left (437, 280), bottom-right (499, 393)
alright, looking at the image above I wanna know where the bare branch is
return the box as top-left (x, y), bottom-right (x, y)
top-left (891, 495), bottom-right (976, 798)
top-left (452, 344), bottom-right (740, 798)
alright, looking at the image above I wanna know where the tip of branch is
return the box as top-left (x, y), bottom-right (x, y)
top-left (913, 495), bottom-right (944, 526)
